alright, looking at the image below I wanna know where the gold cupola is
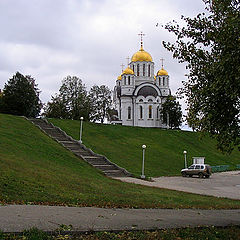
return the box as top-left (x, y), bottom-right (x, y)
top-left (122, 66), bottom-right (134, 75)
top-left (117, 74), bottom-right (122, 80)
top-left (157, 67), bottom-right (168, 76)
top-left (131, 46), bottom-right (153, 62)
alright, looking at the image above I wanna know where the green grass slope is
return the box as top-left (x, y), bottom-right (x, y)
top-left (0, 113), bottom-right (240, 209)
top-left (48, 118), bottom-right (239, 177)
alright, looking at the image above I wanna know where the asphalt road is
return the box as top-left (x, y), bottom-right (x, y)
top-left (116, 171), bottom-right (240, 200)
top-left (0, 205), bottom-right (240, 232)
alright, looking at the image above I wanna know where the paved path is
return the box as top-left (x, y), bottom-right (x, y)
top-left (115, 171), bottom-right (240, 200)
top-left (0, 205), bottom-right (240, 232)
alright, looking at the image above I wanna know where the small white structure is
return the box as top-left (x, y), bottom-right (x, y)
top-left (193, 157), bottom-right (205, 165)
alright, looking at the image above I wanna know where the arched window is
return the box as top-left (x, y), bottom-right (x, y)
top-left (132, 65), bottom-right (135, 72)
top-left (143, 64), bottom-right (145, 76)
top-left (163, 77), bottom-right (165, 86)
top-left (159, 78), bottom-right (161, 86)
top-left (137, 64), bottom-right (140, 76)
top-left (140, 106), bottom-right (143, 119)
top-left (124, 76), bottom-right (126, 85)
top-left (148, 65), bottom-right (150, 77)
top-left (149, 105), bottom-right (152, 119)
top-left (156, 106), bottom-right (159, 119)
top-left (128, 76), bottom-right (131, 85)
top-left (128, 106), bottom-right (131, 119)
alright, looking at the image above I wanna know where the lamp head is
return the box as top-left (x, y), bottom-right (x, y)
top-left (142, 145), bottom-right (146, 149)
top-left (183, 150), bottom-right (187, 154)
top-left (80, 117), bottom-right (83, 120)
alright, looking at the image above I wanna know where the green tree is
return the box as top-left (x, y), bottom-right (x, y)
top-left (44, 76), bottom-right (92, 120)
top-left (89, 85), bottom-right (112, 123)
top-left (163, 0), bottom-right (240, 153)
top-left (160, 96), bottom-right (182, 129)
top-left (1, 72), bottom-right (42, 117)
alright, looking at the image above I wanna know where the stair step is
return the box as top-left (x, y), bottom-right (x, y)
top-left (103, 170), bottom-right (125, 177)
top-left (94, 165), bottom-right (118, 170)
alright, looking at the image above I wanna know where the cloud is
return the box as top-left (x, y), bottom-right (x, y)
top-left (0, 0), bottom-right (206, 117)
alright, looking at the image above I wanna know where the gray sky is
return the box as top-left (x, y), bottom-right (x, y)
top-left (0, 0), bottom-right (206, 123)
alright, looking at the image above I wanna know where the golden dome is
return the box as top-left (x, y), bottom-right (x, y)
top-left (122, 67), bottom-right (134, 75)
top-left (117, 75), bottom-right (122, 80)
top-left (154, 75), bottom-right (156, 80)
top-left (157, 67), bottom-right (168, 76)
top-left (131, 47), bottom-right (153, 62)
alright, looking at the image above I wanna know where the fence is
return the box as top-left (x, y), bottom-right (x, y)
top-left (211, 164), bottom-right (240, 172)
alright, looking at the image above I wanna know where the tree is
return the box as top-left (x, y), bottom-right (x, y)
top-left (89, 85), bottom-right (112, 123)
top-left (163, 0), bottom-right (240, 153)
top-left (44, 76), bottom-right (92, 120)
top-left (160, 96), bottom-right (182, 129)
top-left (1, 72), bottom-right (42, 117)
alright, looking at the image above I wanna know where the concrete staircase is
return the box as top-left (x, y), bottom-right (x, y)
top-left (29, 118), bottom-right (132, 177)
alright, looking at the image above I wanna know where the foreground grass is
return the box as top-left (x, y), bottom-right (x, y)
top-left (0, 113), bottom-right (240, 209)
top-left (1, 226), bottom-right (240, 240)
top-left (48, 118), bottom-right (240, 177)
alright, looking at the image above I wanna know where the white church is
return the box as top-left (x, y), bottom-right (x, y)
top-left (113, 33), bottom-right (171, 128)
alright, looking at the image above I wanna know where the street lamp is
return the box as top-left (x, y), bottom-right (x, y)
top-left (79, 117), bottom-right (84, 143)
top-left (141, 145), bottom-right (146, 179)
top-left (183, 150), bottom-right (187, 168)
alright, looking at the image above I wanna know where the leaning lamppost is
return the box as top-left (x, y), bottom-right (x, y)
top-left (141, 145), bottom-right (146, 179)
top-left (79, 117), bottom-right (84, 143)
top-left (183, 150), bottom-right (187, 168)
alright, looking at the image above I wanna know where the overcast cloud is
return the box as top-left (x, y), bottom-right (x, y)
top-left (0, 0), bottom-right (206, 123)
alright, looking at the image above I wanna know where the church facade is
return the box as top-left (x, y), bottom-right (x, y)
top-left (113, 37), bottom-right (171, 128)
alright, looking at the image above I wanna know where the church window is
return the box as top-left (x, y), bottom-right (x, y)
top-left (128, 76), bottom-right (131, 85)
top-left (133, 65), bottom-right (135, 72)
top-left (139, 99), bottom-right (143, 102)
top-left (149, 105), bottom-right (152, 119)
top-left (128, 106), bottom-right (131, 119)
top-left (159, 78), bottom-right (161, 86)
top-left (143, 64), bottom-right (145, 76)
top-left (140, 106), bottom-right (143, 119)
top-left (137, 64), bottom-right (139, 76)
top-left (156, 106), bottom-right (159, 119)
top-left (124, 76), bottom-right (126, 85)
top-left (163, 77), bottom-right (165, 86)
top-left (148, 65), bottom-right (150, 77)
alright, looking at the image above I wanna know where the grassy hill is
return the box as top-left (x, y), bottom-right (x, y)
top-left (0, 113), bottom-right (240, 209)
top-left (48, 118), bottom-right (239, 177)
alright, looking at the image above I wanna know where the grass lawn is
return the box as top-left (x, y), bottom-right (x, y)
top-left (1, 226), bottom-right (240, 240)
top-left (0, 113), bottom-right (240, 209)
top-left (48, 118), bottom-right (240, 177)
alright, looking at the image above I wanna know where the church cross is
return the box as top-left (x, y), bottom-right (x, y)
top-left (138, 31), bottom-right (145, 48)
top-left (160, 58), bottom-right (165, 68)
top-left (126, 56), bottom-right (130, 66)
top-left (120, 63), bottom-right (125, 72)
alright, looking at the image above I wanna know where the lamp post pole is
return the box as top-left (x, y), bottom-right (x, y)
top-left (167, 112), bottom-right (169, 129)
top-left (183, 150), bottom-right (187, 168)
top-left (79, 117), bottom-right (83, 143)
top-left (141, 145), bottom-right (146, 179)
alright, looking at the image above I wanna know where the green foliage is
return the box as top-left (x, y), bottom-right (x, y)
top-left (44, 76), bottom-right (92, 120)
top-left (89, 85), bottom-right (112, 123)
top-left (1, 113), bottom-right (240, 209)
top-left (23, 227), bottom-right (50, 240)
top-left (163, 0), bottom-right (240, 153)
top-left (1, 226), bottom-right (240, 239)
top-left (0, 72), bottom-right (42, 117)
top-left (160, 95), bottom-right (182, 129)
top-left (49, 118), bottom-right (240, 178)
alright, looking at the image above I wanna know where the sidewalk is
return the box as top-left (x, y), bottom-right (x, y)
top-left (0, 205), bottom-right (240, 232)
